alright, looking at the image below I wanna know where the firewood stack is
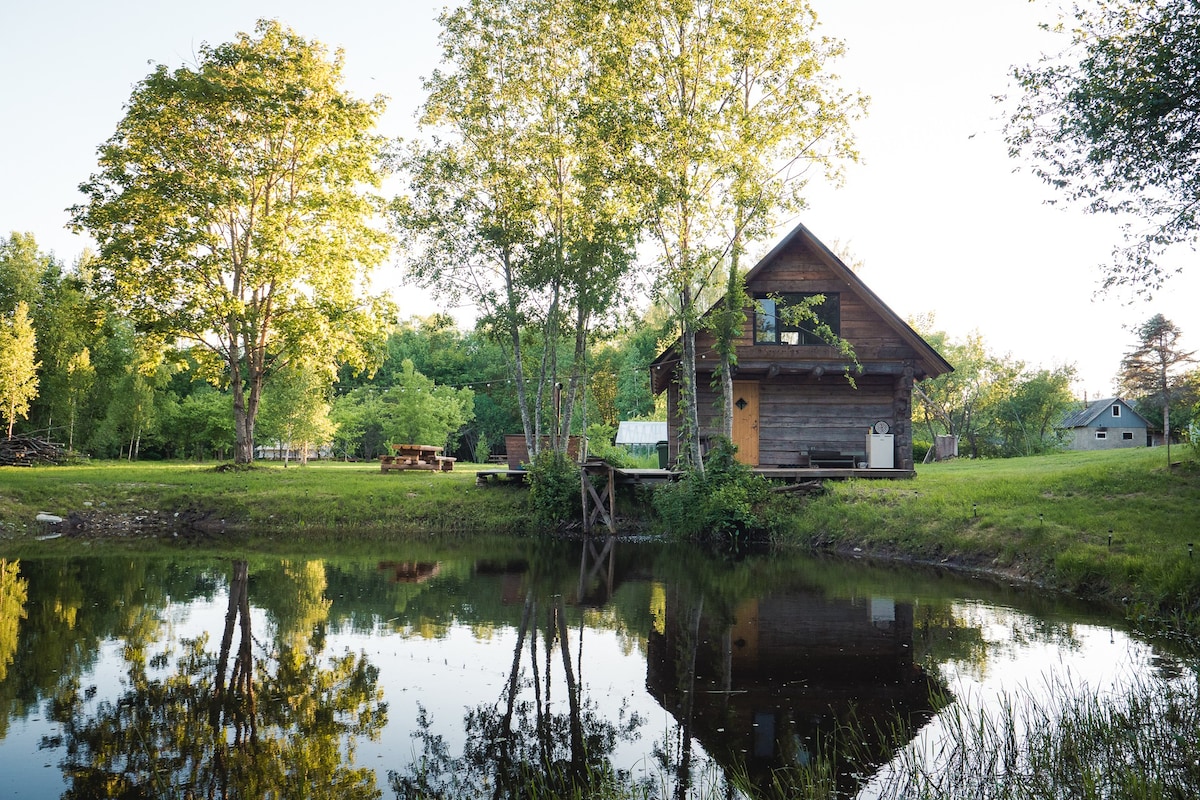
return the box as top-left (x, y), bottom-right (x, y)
top-left (0, 435), bottom-right (69, 466)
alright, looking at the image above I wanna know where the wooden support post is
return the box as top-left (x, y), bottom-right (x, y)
top-left (577, 536), bottom-right (616, 603)
top-left (580, 460), bottom-right (615, 534)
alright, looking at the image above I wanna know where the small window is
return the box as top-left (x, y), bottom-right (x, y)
top-left (1095, 431), bottom-right (1107, 440)
top-left (1122, 431), bottom-right (1133, 440)
top-left (1111, 404), bottom-right (1121, 418)
top-left (754, 293), bottom-right (840, 346)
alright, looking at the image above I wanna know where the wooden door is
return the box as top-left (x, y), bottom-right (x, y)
top-left (731, 381), bottom-right (760, 466)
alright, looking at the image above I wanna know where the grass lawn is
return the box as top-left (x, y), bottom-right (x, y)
top-left (0, 459), bottom-right (532, 545)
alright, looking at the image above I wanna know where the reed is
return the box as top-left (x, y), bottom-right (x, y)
top-left (863, 671), bottom-right (1200, 800)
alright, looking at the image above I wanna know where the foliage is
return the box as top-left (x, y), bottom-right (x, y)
top-left (986, 365), bottom-right (1077, 457)
top-left (589, 319), bottom-right (666, 427)
top-left (525, 450), bottom-right (582, 527)
top-left (652, 437), bottom-right (785, 541)
top-left (583, 423), bottom-right (629, 468)
top-left (910, 316), bottom-right (1076, 459)
top-left (1120, 315), bottom-right (1195, 453)
top-left (397, 0), bottom-right (640, 462)
top-left (0, 301), bottom-right (39, 437)
top-left (344, 317), bottom-right (522, 459)
top-left (383, 360), bottom-right (475, 452)
top-left (72, 19), bottom-right (392, 463)
top-left (1006, 0), bottom-right (1200, 293)
top-left (257, 365), bottom-right (337, 465)
top-left (331, 361), bottom-right (475, 460)
top-left (162, 384), bottom-right (236, 461)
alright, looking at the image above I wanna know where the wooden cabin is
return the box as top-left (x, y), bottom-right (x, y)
top-left (650, 221), bottom-right (953, 474)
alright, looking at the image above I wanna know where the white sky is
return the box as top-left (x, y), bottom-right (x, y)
top-left (1, 0), bottom-right (1195, 396)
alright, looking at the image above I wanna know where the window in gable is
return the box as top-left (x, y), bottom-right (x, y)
top-left (754, 293), bottom-right (840, 346)
top-left (1112, 404), bottom-right (1121, 418)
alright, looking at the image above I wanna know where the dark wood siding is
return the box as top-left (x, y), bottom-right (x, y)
top-left (694, 374), bottom-right (896, 465)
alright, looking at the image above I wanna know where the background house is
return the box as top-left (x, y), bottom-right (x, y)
top-left (651, 222), bottom-right (954, 473)
top-left (1059, 397), bottom-right (1151, 450)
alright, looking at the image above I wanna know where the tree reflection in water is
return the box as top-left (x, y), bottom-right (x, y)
top-left (47, 559), bottom-right (387, 799)
top-left (390, 586), bottom-right (644, 799)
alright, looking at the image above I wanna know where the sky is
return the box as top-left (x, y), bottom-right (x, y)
top-left (1, 0), bottom-right (1196, 398)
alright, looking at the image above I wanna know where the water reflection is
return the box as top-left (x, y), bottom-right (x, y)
top-left (0, 541), bottom-right (1166, 799)
top-left (43, 558), bottom-right (386, 799)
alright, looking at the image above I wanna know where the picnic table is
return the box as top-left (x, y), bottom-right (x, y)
top-left (379, 444), bottom-right (457, 472)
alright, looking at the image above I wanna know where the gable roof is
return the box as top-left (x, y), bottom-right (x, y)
top-left (1060, 397), bottom-right (1152, 429)
top-left (650, 220), bottom-right (954, 391)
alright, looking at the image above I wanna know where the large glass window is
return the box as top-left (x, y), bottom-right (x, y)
top-left (754, 293), bottom-right (840, 345)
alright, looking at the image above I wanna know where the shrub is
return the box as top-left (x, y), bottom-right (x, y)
top-left (472, 436), bottom-right (490, 465)
top-left (583, 423), bottom-right (629, 467)
top-left (652, 437), bottom-right (783, 542)
top-left (525, 449), bottom-right (580, 528)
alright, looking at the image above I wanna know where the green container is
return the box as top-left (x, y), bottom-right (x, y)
top-left (656, 441), bottom-right (669, 469)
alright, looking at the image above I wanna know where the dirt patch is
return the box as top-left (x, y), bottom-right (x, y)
top-left (43, 506), bottom-right (232, 541)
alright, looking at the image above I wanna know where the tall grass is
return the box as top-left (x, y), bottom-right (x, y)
top-left (864, 670), bottom-right (1200, 800)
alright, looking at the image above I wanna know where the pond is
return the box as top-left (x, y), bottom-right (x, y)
top-left (0, 539), bottom-right (1186, 799)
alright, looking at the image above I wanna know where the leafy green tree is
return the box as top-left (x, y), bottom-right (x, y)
top-left (329, 390), bottom-right (374, 460)
top-left (990, 366), bottom-right (1077, 457)
top-left (0, 235), bottom-right (101, 443)
top-left (1007, 0), bottom-right (1200, 293)
top-left (382, 360), bottom-right (475, 451)
top-left (61, 348), bottom-right (94, 451)
top-left (398, 0), bottom-right (639, 461)
top-left (72, 19), bottom-right (392, 464)
top-left (0, 301), bottom-right (39, 437)
top-left (162, 384), bottom-right (236, 461)
top-left (1120, 314), bottom-right (1195, 462)
top-left (257, 365), bottom-right (337, 465)
top-left (0, 233), bottom-right (51, 313)
top-left (911, 319), bottom-right (1019, 460)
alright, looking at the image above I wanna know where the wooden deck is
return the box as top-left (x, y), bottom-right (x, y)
top-left (613, 466), bottom-right (913, 485)
top-left (476, 464), bottom-right (913, 488)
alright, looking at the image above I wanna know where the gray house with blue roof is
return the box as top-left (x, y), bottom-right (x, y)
top-left (1059, 398), bottom-right (1151, 450)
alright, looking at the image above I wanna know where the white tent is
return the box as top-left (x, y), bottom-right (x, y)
top-left (615, 421), bottom-right (667, 446)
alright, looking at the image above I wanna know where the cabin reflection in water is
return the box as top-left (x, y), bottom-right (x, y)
top-left (646, 584), bottom-right (946, 791)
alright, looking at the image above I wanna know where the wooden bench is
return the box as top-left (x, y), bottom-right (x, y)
top-left (435, 455), bottom-right (457, 472)
top-left (808, 450), bottom-right (860, 469)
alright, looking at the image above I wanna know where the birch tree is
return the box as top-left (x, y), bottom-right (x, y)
top-left (398, 0), bottom-right (638, 460)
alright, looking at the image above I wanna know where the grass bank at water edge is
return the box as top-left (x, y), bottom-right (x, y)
top-left (781, 447), bottom-right (1200, 641)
